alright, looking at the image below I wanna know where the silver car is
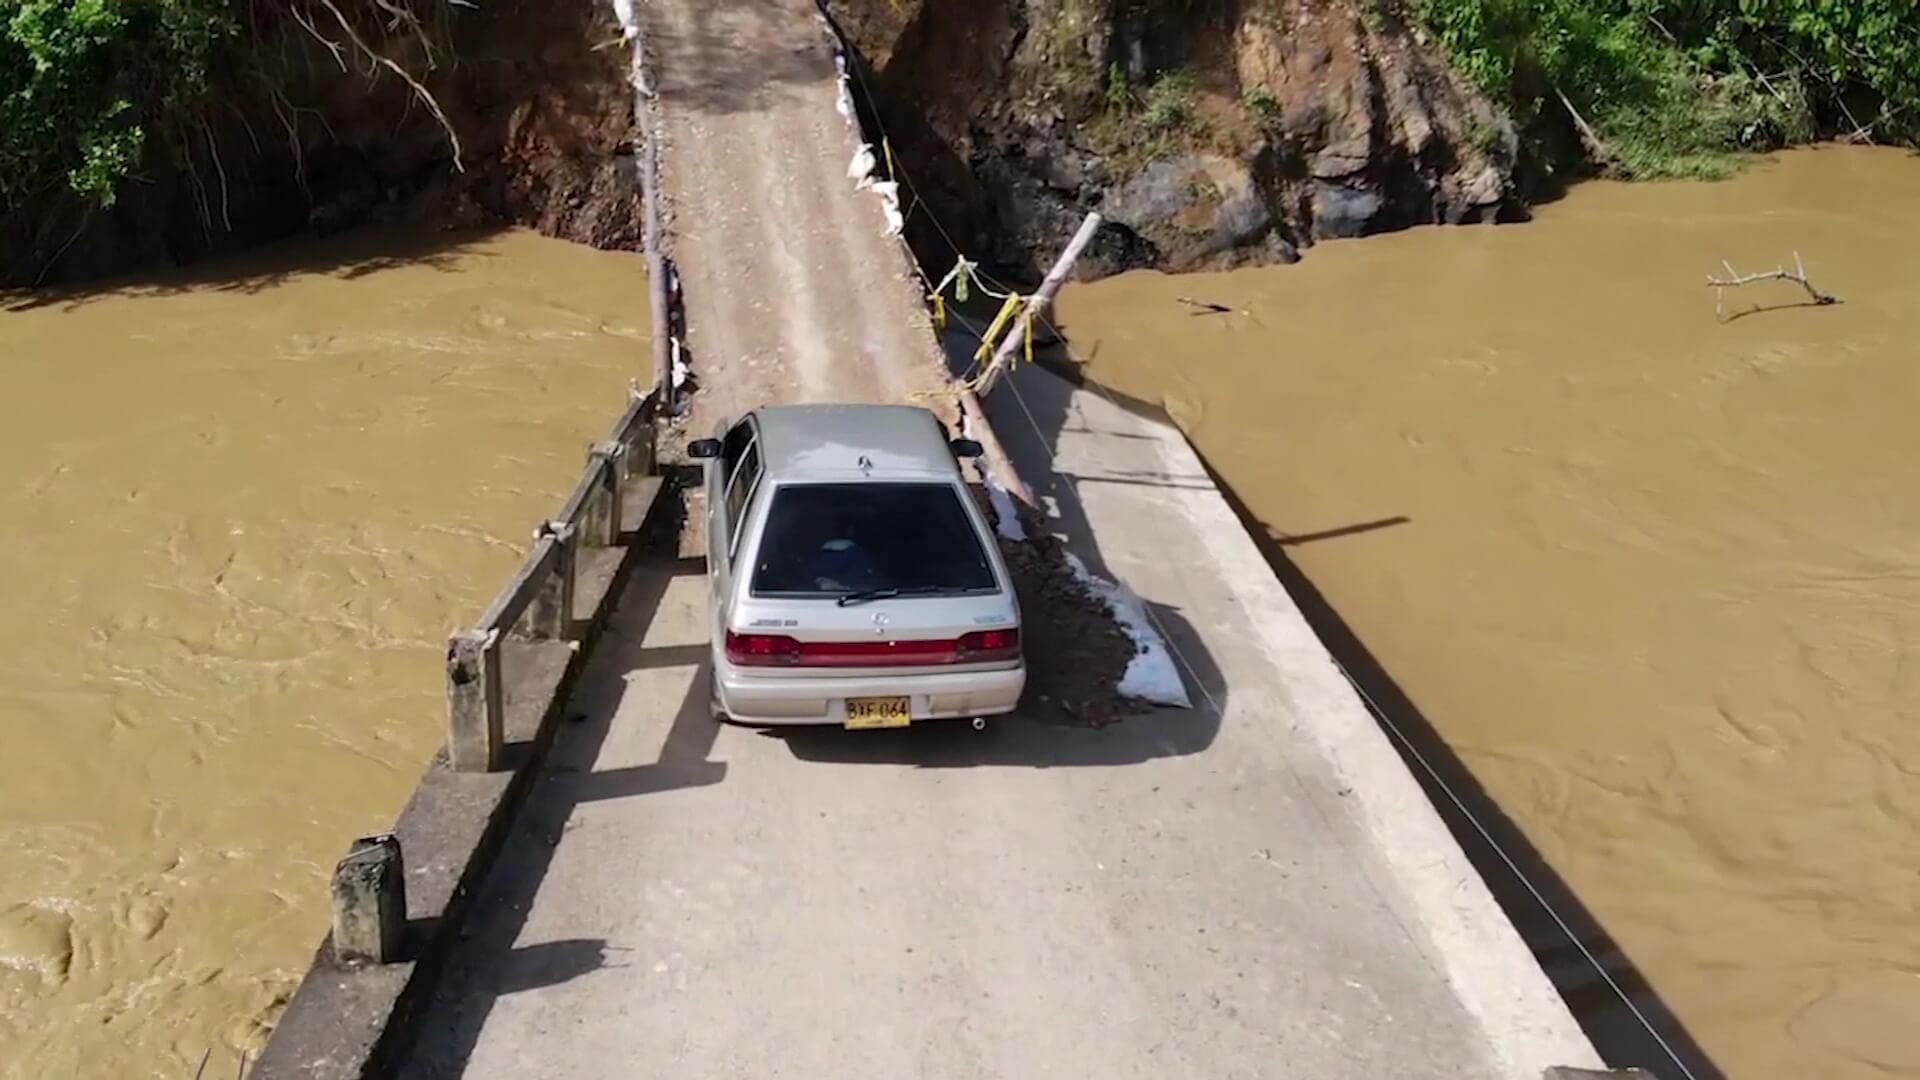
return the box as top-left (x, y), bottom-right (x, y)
top-left (689, 404), bottom-right (1026, 728)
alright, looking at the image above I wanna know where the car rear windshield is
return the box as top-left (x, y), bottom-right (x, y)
top-left (751, 482), bottom-right (998, 597)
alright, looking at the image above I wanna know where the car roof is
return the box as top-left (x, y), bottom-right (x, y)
top-left (751, 404), bottom-right (959, 482)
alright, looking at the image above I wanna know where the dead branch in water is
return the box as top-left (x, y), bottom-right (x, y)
top-left (1177, 296), bottom-right (1233, 315)
top-left (1706, 251), bottom-right (1838, 321)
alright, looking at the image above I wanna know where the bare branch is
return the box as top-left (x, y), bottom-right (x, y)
top-left (201, 119), bottom-right (234, 234)
top-left (1554, 86), bottom-right (1617, 172)
top-left (179, 126), bottom-right (214, 237)
top-left (267, 87), bottom-right (309, 195)
top-left (371, 0), bottom-right (437, 69)
top-left (225, 99), bottom-right (264, 156)
top-left (1176, 296), bottom-right (1233, 315)
top-left (290, 4), bottom-right (349, 72)
top-left (311, 0), bottom-right (465, 171)
top-left (1706, 250), bottom-right (1839, 321)
top-left (31, 208), bottom-right (93, 288)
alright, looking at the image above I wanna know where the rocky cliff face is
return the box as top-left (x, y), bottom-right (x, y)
top-left (826, 0), bottom-right (1518, 279)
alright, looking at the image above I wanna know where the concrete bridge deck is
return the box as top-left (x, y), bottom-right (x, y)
top-left (397, 367), bottom-right (1596, 1079)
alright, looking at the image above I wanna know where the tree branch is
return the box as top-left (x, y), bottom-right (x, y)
top-left (311, 0), bottom-right (464, 171)
top-left (1554, 85), bottom-right (1617, 172)
top-left (1706, 251), bottom-right (1838, 321)
top-left (290, 4), bottom-right (348, 72)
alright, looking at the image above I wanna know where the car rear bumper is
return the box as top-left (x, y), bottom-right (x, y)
top-left (713, 658), bottom-right (1026, 726)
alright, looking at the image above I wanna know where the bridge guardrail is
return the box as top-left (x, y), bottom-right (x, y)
top-left (445, 385), bottom-right (666, 772)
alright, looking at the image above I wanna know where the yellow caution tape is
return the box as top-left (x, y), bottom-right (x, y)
top-left (1024, 307), bottom-right (1034, 366)
top-left (972, 292), bottom-right (1024, 365)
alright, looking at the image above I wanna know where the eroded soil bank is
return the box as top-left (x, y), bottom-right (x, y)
top-left (4, 0), bottom-right (643, 288)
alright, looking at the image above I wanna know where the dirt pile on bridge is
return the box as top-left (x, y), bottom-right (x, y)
top-left (825, 0), bottom-right (1517, 279)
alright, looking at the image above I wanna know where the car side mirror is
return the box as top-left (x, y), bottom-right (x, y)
top-left (688, 438), bottom-right (722, 460)
top-left (949, 438), bottom-right (984, 459)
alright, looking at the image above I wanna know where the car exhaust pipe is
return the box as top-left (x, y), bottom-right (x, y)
top-left (971, 717), bottom-right (988, 732)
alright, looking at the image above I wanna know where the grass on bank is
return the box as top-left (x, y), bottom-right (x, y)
top-left (1409, 0), bottom-right (1916, 178)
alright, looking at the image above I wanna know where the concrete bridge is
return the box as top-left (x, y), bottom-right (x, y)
top-left (253, 1), bottom-right (1605, 1077)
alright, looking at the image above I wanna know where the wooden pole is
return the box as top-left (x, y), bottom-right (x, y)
top-left (975, 211), bottom-right (1102, 398)
top-left (959, 389), bottom-right (1034, 508)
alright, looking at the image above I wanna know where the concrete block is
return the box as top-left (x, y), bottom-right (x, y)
top-left (526, 521), bottom-right (578, 640)
top-left (447, 629), bottom-right (503, 772)
top-left (586, 441), bottom-right (626, 545)
top-left (330, 835), bottom-right (406, 965)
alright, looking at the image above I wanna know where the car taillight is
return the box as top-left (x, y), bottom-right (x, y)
top-left (725, 629), bottom-right (1021, 667)
top-left (725, 632), bottom-right (803, 666)
top-left (956, 628), bottom-right (1021, 662)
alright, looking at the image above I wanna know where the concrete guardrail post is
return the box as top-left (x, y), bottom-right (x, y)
top-left (589, 441), bottom-right (626, 545)
top-left (527, 521), bottom-right (577, 640)
top-left (625, 387), bottom-right (657, 478)
top-left (330, 834), bottom-right (406, 965)
top-left (446, 629), bottom-right (503, 772)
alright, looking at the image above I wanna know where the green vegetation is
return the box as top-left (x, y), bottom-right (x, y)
top-left (1, 0), bottom-right (233, 207)
top-left (1408, 0), bottom-right (1919, 177)
top-left (1242, 85), bottom-right (1279, 122)
top-left (1088, 65), bottom-right (1210, 171)
top-left (1141, 69), bottom-right (1196, 129)
top-left (2, 0), bottom-right (454, 216)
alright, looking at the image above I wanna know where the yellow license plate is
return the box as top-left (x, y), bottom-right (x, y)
top-left (845, 696), bottom-right (912, 730)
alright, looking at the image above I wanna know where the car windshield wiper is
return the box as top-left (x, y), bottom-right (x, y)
top-left (835, 584), bottom-right (972, 607)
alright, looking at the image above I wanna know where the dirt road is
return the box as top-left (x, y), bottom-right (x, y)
top-left (651, 0), bottom-right (951, 429)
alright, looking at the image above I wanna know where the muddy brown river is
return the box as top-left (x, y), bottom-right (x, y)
top-left (0, 228), bottom-right (648, 1076)
top-left (1057, 145), bottom-right (1920, 1080)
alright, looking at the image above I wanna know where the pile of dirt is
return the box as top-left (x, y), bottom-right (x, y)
top-left (984, 493), bottom-right (1141, 727)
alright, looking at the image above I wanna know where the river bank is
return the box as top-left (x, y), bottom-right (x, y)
top-left (1051, 144), bottom-right (1920, 1080)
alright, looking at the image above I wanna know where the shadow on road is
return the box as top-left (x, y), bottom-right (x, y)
top-left (400, 519), bottom-right (725, 1078)
top-left (1201, 436), bottom-right (1725, 1080)
top-left (949, 300), bottom-right (1721, 1078)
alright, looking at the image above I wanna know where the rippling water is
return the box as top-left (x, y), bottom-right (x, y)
top-left (0, 228), bottom-right (648, 1076)
top-left (1055, 146), bottom-right (1920, 1080)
